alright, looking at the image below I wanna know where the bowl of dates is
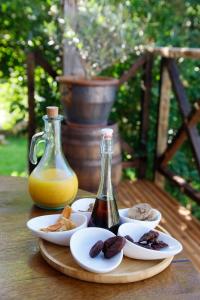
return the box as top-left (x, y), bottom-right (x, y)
top-left (118, 223), bottom-right (182, 260)
top-left (70, 227), bottom-right (124, 273)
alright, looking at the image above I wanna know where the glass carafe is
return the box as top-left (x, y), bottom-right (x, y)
top-left (28, 106), bottom-right (78, 209)
top-left (88, 128), bottom-right (120, 234)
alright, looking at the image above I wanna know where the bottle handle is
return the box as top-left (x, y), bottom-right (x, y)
top-left (29, 131), bottom-right (46, 165)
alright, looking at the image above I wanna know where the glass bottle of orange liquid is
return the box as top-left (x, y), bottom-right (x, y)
top-left (28, 106), bottom-right (78, 209)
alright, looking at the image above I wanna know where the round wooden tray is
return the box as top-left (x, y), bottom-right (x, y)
top-left (39, 226), bottom-right (174, 284)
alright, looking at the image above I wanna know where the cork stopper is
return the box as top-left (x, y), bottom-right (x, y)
top-left (46, 106), bottom-right (58, 118)
top-left (101, 128), bottom-right (113, 139)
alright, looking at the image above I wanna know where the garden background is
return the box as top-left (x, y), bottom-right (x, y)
top-left (0, 0), bottom-right (200, 218)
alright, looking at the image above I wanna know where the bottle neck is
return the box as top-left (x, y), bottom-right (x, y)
top-left (44, 116), bottom-right (62, 155)
top-left (97, 138), bottom-right (113, 200)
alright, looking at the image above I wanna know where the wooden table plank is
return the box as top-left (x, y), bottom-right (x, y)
top-left (0, 176), bottom-right (200, 300)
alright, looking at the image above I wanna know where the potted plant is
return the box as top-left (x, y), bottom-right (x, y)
top-left (57, 0), bottom-right (143, 125)
top-left (56, 1), bottom-right (144, 191)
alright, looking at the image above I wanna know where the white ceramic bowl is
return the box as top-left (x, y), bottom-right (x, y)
top-left (71, 198), bottom-right (95, 222)
top-left (119, 208), bottom-right (161, 229)
top-left (118, 223), bottom-right (182, 260)
top-left (70, 227), bottom-right (123, 273)
top-left (27, 213), bottom-right (87, 246)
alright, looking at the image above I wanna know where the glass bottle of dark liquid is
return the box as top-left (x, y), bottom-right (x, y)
top-left (88, 128), bottom-right (120, 234)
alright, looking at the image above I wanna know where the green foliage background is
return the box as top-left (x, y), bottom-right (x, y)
top-left (0, 0), bottom-right (200, 217)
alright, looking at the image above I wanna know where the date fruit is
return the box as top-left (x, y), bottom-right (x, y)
top-left (134, 242), bottom-right (152, 249)
top-left (89, 240), bottom-right (104, 258)
top-left (151, 241), bottom-right (168, 250)
top-left (138, 230), bottom-right (159, 244)
top-left (134, 230), bottom-right (168, 250)
top-left (124, 235), bottom-right (134, 243)
top-left (103, 236), bottom-right (126, 259)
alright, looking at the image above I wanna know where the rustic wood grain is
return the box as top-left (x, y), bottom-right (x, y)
top-left (147, 46), bottom-right (200, 59)
top-left (0, 176), bottom-right (200, 300)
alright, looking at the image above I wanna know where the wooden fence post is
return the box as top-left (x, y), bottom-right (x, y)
top-left (138, 54), bottom-right (153, 178)
top-left (155, 58), bottom-right (171, 187)
top-left (27, 52), bottom-right (36, 173)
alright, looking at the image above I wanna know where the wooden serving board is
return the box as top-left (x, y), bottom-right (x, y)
top-left (39, 226), bottom-right (174, 284)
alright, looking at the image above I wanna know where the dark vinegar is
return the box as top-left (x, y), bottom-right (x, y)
top-left (88, 196), bottom-right (120, 234)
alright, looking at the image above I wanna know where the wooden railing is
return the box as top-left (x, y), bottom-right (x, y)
top-left (147, 46), bottom-right (200, 59)
top-left (151, 47), bottom-right (200, 204)
top-left (118, 53), bottom-right (153, 178)
top-left (26, 47), bottom-right (200, 204)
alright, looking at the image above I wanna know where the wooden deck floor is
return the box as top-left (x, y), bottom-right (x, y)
top-left (117, 180), bottom-right (200, 272)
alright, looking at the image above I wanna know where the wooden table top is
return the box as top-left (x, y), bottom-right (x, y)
top-left (0, 176), bottom-right (200, 300)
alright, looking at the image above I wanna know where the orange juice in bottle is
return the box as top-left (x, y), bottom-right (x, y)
top-left (28, 106), bottom-right (78, 209)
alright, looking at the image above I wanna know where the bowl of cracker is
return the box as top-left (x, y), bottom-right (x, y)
top-left (27, 206), bottom-right (87, 246)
